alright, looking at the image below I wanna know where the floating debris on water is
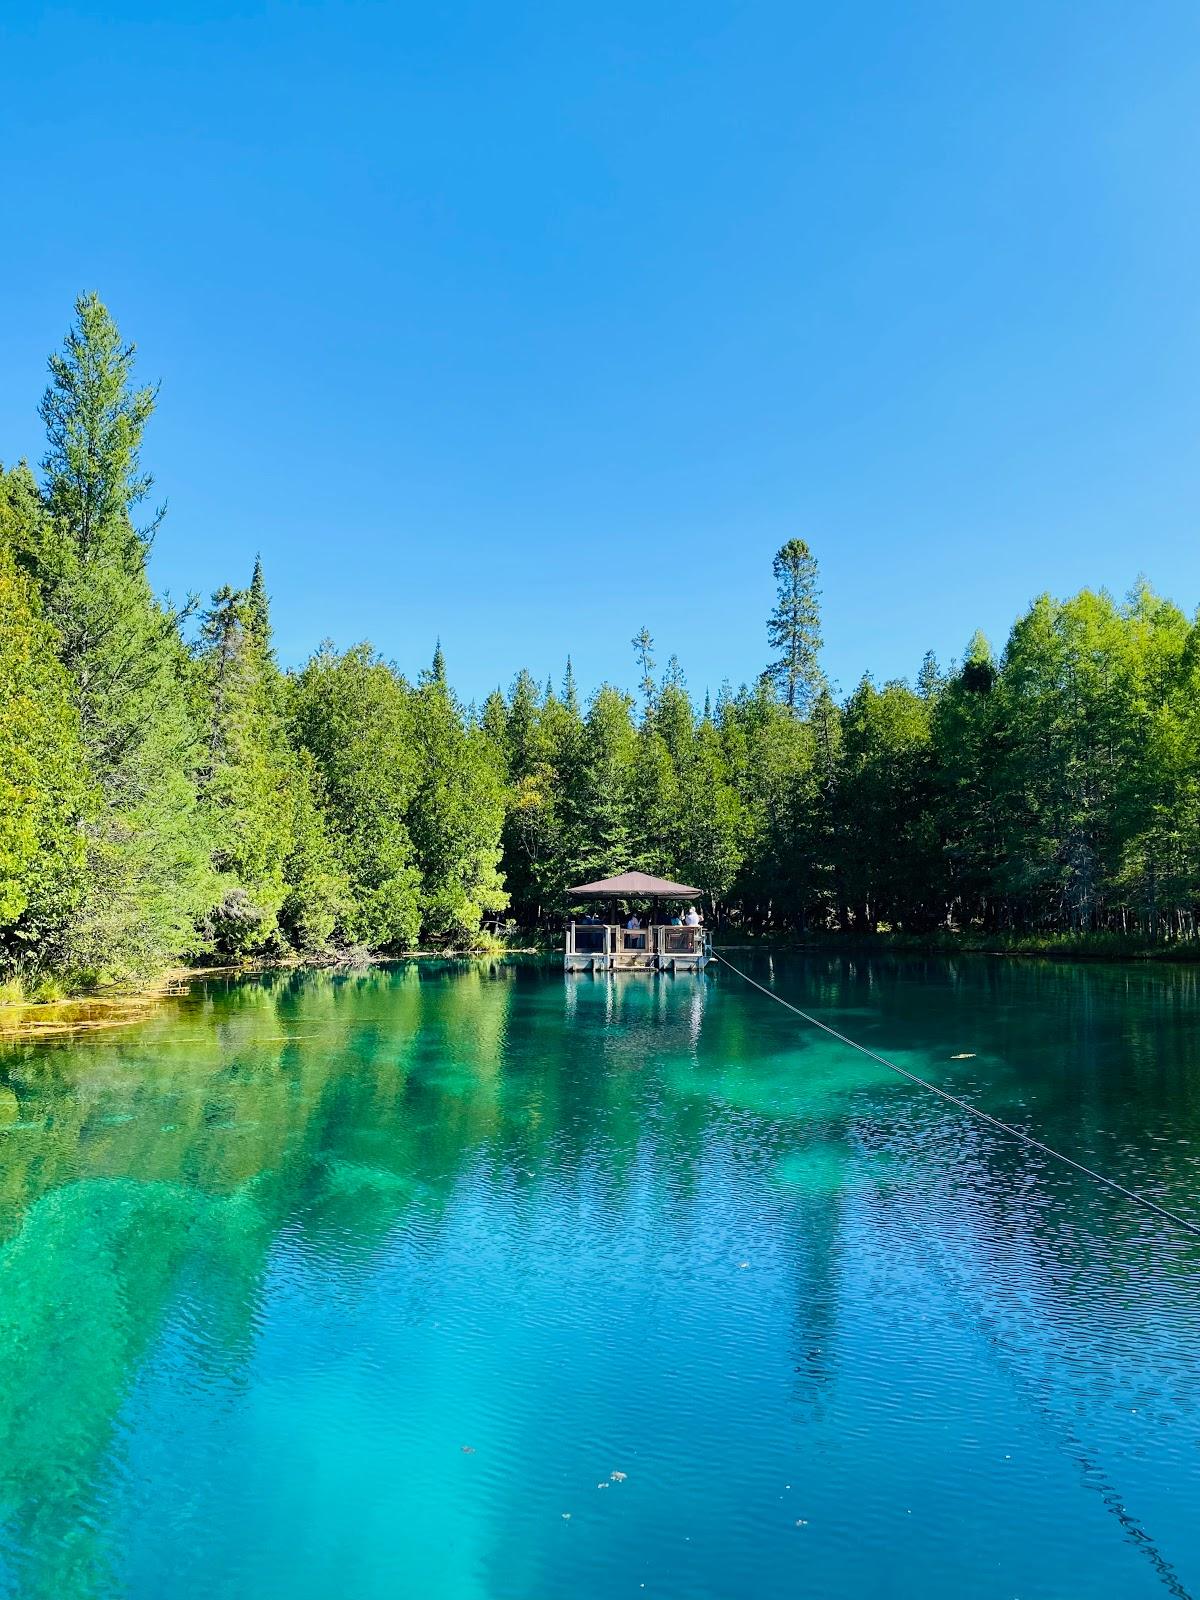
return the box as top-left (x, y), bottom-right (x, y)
top-left (610, 1471), bottom-right (627, 1482)
top-left (950, 1053), bottom-right (976, 1060)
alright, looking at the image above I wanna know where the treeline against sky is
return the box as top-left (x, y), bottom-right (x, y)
top-left (3, 296), bottom-right (1200, 990)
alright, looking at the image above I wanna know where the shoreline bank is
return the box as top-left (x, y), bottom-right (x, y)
top-left (710, 932), bottom-right (1200, 964)
top-left (4, 933), bottom-right (1197, 1042)
top-left (0, 946), bottom-right (544, 1040)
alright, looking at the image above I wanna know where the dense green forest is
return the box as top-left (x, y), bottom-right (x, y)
top-left (3, 295), bottom-right (1200, 993)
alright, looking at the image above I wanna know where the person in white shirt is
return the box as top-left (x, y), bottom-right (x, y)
top-left (626, 914), bottom-right (640, 930)
top-left (684, 906), bottom-right (701, 927)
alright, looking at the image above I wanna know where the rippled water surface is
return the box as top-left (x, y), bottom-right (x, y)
top-left (1, 953), bottom-right (1199, 1599)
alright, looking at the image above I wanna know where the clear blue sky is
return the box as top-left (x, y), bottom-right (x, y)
top-left (3, 1), bottom-right (1199, 705)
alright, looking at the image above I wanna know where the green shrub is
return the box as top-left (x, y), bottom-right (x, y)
top-left (0, 976), bottom-right (26, 1006)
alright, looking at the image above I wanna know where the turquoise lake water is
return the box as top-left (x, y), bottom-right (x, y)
top-left (0, 953), bottom-right (1198, 1599)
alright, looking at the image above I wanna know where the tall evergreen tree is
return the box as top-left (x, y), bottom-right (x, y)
top-left (930, 632), bottom-right (1010, 930)
top-left (195, 584), bottom-right (281, 950)
top-left (426, 640), bottom-right (448, 688)
top-left (837, 677), bottom-right (939, 930)
top-left (0, 539), bottom-right (91, 975)
top-left (676, 710), bottom-right (742, 914)
top-left (563, 687), bottom-right (636, 882)
top-left (246, 553), bottom-right (272, 649)
top-left (631, 722), bottom-right (680, 875)
top-left (407, 663), bottom-right (509, 939)
top-left (561, 657), bottom-right (580, 716)
top-left (725, 682), bottom-right (820, 931)
top-left (479, 688), bottom-right (509, 750)
top-left (32, 295), bottom-right (210, 980)
top-left (291, 644), bottom-right (421, 949)
top-left (632, 626), bottom-right (656, 716)
top-left (766, 538), bottom-right (823, 713)
top-left (917, 650), bottom-right (943, 699)
top-left (278, 746), bottom-right (353, 952)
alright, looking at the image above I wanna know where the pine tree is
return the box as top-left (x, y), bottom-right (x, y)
top-left (407, 670), bottom-right (509, 940)
top-left (479, 689), bottom-right (509, 750)
top-left (631, 626), bottom-right (656, 715)
top-left (677, 716), bottom-right (742, 915)
top-left (561, 657), bottom-right (580, 716)
top-left (563, 687), bottom-right (636, 882)
top-left (917, 650), bottom-right (943, 699)
top-left (727, 686), bottom-right (820, 931)
top-left (930, 632), bottom-right (1008, 930)
top-left (631, 723), bottom-right (679, 875)
top-left (485, 673), bottom-right (556, 924)
top-left (279, 747), bottom-right (352, 950)
top-left (837, 677), bottom-right (939, 930)
top-left (246, 553), bottom-right (272, 650)
top-left (766, 538), bottom-right (823, 713)
top-left (291, 643), bottom-right (421, 949)
top-left (661, 653), bottom-right (686, 693)
top-left (505, 670), bottom-right (543, 777)
top-left (33, 295), bottom-right (210, 981)
top-left (0, 540), bottom-right (91, 975)
top-left (655, 672), bottom-right (694, 767)
top-left (424, 640), bottom-right (448, 688)
top-left (194, 583), bottom-right (293, 953)
top-left (0, 461), bottom-right (47, 574)
top-left (39, 293), bottom-right (161, 566)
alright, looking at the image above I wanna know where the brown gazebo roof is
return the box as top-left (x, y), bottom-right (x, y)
top-left (566, 871), bottom-right (701, 899)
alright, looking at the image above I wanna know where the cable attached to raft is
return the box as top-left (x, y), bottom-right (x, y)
top-left (712, 952), bottom-right (1200, 1242)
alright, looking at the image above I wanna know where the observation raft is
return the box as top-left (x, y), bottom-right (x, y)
top-left (563, 871), bottom-right (713, 973)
